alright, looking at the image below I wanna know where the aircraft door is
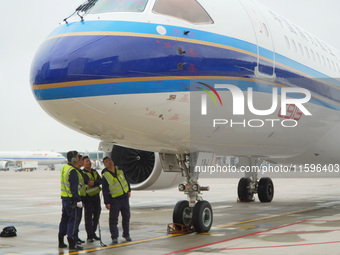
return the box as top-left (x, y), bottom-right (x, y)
top-left (241, 0), bottom-right (276, 78)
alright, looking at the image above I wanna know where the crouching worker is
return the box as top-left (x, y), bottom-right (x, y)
top-left (82, 156), bottom-right (102, 242)
top-left (58, 151), bottom-right (86, 251)
top-left (102, 156), bottom-right (132, 245)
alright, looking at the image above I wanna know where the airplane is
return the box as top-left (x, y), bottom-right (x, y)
top-left (0, 151), bottom-right (67, 171)
top-left (29, 0), bottom-right (340, 233)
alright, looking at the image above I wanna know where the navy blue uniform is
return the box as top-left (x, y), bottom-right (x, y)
top-left (102, 168), bottom-right (131, 240)
top-left (58, 164), bottom-right (83, 240)
top-left (82, 168), bottom-right (102, 239)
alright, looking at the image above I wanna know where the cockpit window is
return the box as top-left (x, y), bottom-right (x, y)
top-left (88, 0), bottom-right (148, 14)
top-left (153, 0), bottom-right (213, 24)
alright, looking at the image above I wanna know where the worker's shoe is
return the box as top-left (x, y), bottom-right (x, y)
top-left (111, 239), bottom-right (118, 245)
top-left (77, 237), bottom-right (85, 244)
top-left (67, 238), bottom-right (83, 251)
top-left (93, 233), bottom-right (101, 241)
top-left (87, 237), bottom-right (94, 242)
top-left (123, 236), bottom-right (132, 242)
top-left (58, 234), bottom-right (67, 248)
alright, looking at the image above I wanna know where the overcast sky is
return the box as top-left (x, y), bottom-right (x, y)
top-left (0, 0), bottom-right (339, 152)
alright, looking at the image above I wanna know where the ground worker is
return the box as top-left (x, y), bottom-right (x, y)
top-left (58, 151), bottom-right (86, 251)
top-left (102, 156), bottom-right (132, 244)
top-left (75, 154), bottom-right (86, 245)
top-left (82, 155), bottom-right (102, 242)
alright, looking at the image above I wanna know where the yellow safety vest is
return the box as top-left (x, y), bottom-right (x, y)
top-left (83, 169), bottom-right (102, 196)
top-left (103, 167), bottom-right (129, 198)
top-left (60, 164), bottom-right (86, 198)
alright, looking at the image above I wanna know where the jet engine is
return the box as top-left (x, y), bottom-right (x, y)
top-left (110, 145), bottom-right (184, 190)
top-left (0, 161), bottom-right (9, 171)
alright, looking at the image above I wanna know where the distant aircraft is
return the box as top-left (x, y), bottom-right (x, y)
top-left (30, 0), bottom-right (340, 232)
top-left (0, 151), bottom-right (67, 171)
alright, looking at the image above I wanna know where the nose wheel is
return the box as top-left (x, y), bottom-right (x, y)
top-left (192, 200), bottom-right (213, 233)
top-left (173, 200), bottom-right (193, 229)
top-left (173, 200), bottom-right (213, 233)
top-left (172, 153), bottom-right (213, 233)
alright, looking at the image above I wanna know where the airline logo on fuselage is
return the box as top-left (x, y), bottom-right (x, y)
top-left (198, 83), bottom-right (312, 128)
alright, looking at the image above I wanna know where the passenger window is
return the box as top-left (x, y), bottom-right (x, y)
top-left (89, 0), bottom-right (148, 14)
top-left (153, 0), bottom-right (213, 24)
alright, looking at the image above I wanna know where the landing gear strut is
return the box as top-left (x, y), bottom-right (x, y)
top-left (172, 154), bottom-right (213, 233)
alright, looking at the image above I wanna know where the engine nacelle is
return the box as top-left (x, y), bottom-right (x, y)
top-left (0, 161), bottom-right (9, 171)
top-left (110, 145), bottom-right (184, 190)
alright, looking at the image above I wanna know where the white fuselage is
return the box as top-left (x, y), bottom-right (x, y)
top-left (30, 0), bottom-right (340, 164)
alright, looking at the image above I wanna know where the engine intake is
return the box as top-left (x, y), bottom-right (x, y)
top-left (110, 145), bottom-right (184, 190)
top-left (0, 161), bottom-right (9, 171)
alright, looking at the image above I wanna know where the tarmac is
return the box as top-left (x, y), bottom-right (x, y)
top-left (0, 169), bottom-right (339, 255)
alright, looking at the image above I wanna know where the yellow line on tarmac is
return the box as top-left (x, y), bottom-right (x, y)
top-left (0, 245), bottom-right (11, 248)
top-left (61, 233), bottom-right (183, 255)
top-left (199, 232), bottom-right (225, 236)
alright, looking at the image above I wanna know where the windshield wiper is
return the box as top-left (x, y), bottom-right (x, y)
top-left (64, 0), bottom-right (99, 23)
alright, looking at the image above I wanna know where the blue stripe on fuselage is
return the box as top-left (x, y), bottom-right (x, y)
top-left (47, 20), bottom-right (258, 56)
top-left (45, 20), bottom-right (340, 83)
top-left (33, 77), bottom-right (340, 112)
top-left (31, 33), bottom-right (257, 85)
top-left (31, 20), bottom-right (340, 111)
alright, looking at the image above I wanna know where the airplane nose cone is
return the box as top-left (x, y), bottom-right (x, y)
top-left (30, 27), bottom-right (126, 100)
top-left (30, 21), bottom-right (194, 102)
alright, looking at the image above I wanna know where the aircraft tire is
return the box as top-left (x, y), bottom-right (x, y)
top-left (173, 200), bottom-right (192, 229)
top-left (192, 201), bottom-right (213, 233)
top-left (258, 177), bottom-right (274, 202)
top-left (237, 177), bottom-right (254, 202)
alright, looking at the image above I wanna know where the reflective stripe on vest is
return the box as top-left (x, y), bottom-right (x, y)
top-left (83, 170), bottom-right (101, 196)
top-left (103, 167), bottom-right (129, 198)
top-left (61, 165), bottom-right (74, 197)
top-left (60, 164), bottom-right (86, 197)
top-left (76, 169), bottom-right (86, 197)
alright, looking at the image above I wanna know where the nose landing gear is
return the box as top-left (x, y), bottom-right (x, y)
top-left (171, 154), bottom-right (213, 233)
